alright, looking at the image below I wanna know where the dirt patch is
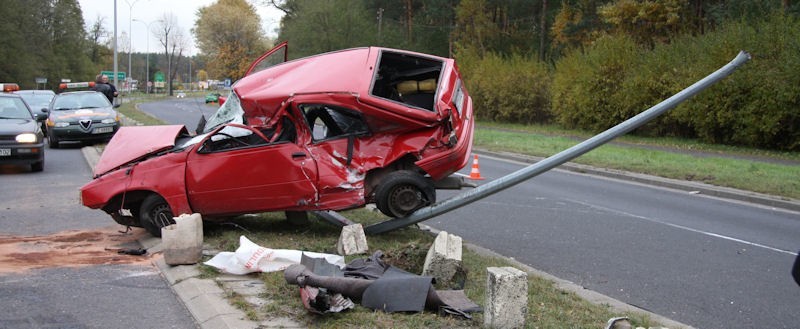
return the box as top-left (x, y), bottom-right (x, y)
top-left (0, 226), bottom-right (157, 273)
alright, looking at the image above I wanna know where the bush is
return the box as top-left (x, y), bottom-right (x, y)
top-left (551, 35), bottom-right (643, 132)
top-left (549, 13), bottom-right (800, 150)
top-left (458, 49), bottom-right (553, 124)
top-left (675, 14), bottom-right (800, 150)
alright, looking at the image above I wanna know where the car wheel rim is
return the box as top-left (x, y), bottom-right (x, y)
top-left (388, 185), bottom-right (423, 216)
top-left (151, 204), bottom-right (173, 228)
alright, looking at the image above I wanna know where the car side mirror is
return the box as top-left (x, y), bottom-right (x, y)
top-left (113, 103), bottom-right (121, 108)
top-left (793, 251), bottom-right (800, 287)
top-left (35, 112), bottom-right (47, 122)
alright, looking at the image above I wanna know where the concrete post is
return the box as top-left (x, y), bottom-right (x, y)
top-left (484, 267), bottom-right (528, 328)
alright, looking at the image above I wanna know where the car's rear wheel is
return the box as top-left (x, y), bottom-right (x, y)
top-left (48, 133), bottom-right (59, 149)
top-left (140, 194), bottom-right (175, 237)
top-left (374, 170), bottom-right (435, 218)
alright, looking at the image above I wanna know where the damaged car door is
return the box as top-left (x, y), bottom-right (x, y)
top-left (298, 102), bottom-right (371, 210)
top-left (185, 121), bottom-right (318, 215)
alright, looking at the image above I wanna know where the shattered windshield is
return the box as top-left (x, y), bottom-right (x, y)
top-left (203, 91), bottom-right (244, 133)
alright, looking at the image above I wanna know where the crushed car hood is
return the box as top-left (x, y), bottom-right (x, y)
top-left (93, 125), bottom-right (188, 177)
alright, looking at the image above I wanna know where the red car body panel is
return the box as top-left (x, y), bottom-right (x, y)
top-left (93, 125), bottom-right (188, 176)
top-left (80, 43), bottom-right (474, 224)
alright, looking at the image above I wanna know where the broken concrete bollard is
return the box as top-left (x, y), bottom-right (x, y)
top-left (422, 231), bottom-right (463, 286)
top-left (484, 267), bottom-right (527, 329)
top-left (162, 213), bottom-right (203, 265)
top-left (336, 224), bottom-right (368, 255)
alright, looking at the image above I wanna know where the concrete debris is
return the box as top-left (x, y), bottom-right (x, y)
top-left (422, 231), bottom-right (463, 287)
top-left (336, 224), bottom-right (369, 255)
top-left (605, 317), bottom-right (631, 329)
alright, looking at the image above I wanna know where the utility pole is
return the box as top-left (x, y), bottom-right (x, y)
top-left (377, 8), bottom-right (384, 43)
top-left (113, 0), bottom-right (118, 90)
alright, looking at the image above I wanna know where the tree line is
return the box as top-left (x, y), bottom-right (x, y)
top-left (0, 0), bottom-right (201, 94)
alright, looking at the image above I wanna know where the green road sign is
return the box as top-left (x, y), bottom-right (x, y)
top-left (100, 71), bottom-right (126, 81)
top-left (154, 71), bottom-right (165, 82)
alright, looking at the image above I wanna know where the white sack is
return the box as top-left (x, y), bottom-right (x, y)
top-left (204, 235), bottom-right (345, 275)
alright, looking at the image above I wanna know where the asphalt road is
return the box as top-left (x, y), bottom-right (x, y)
top-left (0, 143), bottom-right (198, 328)
top-left (137, 96), bottom-right (219, 131)
top-left (432, 154), bottom-right (800, 329)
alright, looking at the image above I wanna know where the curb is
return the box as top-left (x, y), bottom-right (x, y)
top-left (80, 145), bottom-right (796, 329)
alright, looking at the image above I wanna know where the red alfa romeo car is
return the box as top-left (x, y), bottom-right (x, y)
top-left (80, 42), bottom-right (475, 236)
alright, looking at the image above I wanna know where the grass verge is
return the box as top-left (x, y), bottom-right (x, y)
top-left (475, 122), bottom-right (800, 200)
top-left (115, 93), bottom-right (168, 126)
top-left (200, 209), bottom-right (662, 328)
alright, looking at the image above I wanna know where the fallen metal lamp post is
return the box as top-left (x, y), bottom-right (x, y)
top-left (365, 51), bottom-right (751, 235)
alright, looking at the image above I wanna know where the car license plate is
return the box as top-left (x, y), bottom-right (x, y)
top-left (0, 148), bottom-right (9, 156)
top-left (93, 127), bottom-right (113, 134)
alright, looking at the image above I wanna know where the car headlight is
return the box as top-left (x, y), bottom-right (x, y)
top-left (101, 118), bottom-right (117, 124)
top-left (16, 133), bottom-right (37, 143)
top-left (54, 122), bottom-right (70, 127)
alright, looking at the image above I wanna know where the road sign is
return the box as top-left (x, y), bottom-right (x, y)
top-left (100, 71), bottom-right (126, 81)
top-left (154, 72), bottom-right (165, 82)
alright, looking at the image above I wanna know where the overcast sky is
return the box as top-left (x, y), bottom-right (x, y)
top-left (78, 0), bottom-right (283, 55)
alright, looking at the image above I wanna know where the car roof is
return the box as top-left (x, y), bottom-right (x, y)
top-left (0, 93), bottom-right (23, 99)
top-left (234, 46), bottom-right (452, 123)
top-left (15, 90), bottom-right (55, 95)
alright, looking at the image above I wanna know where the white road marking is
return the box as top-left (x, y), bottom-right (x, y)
top-left (568, 198), bottom-right (798, 256)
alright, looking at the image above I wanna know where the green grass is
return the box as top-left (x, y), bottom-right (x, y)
top-left (475, 122), bottom-right (800, 200)
top-left (115, 93), bottom-right (168, 126)
top-left (201, 210), bottom-right (662, 328)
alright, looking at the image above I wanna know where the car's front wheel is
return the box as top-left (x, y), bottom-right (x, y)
top-left (48, 133), bottom-right (59, 149)
top-left (139, 194), bottom-right (175, 237)
top-left (374, 170), bottom-right (435, 218)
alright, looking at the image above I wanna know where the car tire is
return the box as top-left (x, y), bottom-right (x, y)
top-left (48, 133), bottom-right (59, 149)
top-left (139, 194), bottom-right (175, 237)
top-left (31, 160), bottom-right (44, 172)
top-left (285, 211), bottom-right (309, 225)
top-left (374, 170), bottom-right (435, 218)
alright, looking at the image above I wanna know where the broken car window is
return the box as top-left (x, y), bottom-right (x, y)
top-left (199, 125), bottom-right (267, 153)
top-left (301, 105), bottom-right (369, 141)
top-left (370, 51), bottom-right (443, 111)
top-left (203, 91), bottom-right (244, 133)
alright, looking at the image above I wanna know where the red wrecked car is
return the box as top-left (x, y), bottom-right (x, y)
top-left (80, 42), bottom-right (475, 236)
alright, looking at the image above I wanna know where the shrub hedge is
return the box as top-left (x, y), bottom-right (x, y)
top-left (459, 13), bottom-right (799, 151)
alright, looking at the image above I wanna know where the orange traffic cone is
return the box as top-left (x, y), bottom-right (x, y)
top-left (468, 154), bottom-right (485, 180)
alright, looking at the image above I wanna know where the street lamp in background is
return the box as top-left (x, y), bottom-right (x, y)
top-left (133, 19), bottom-right (160, 94)
top-left (124, 0), bottom-right (141, 94)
